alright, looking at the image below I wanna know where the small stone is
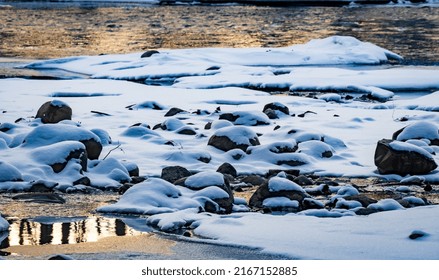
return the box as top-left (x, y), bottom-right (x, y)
top-left (293, 175), bottom-right (314, 186)
top-left (409, 230), bottom-right (428, 240)
top-left (141, 50), bottom-right (159, 58)
top-left (165, 107), bottom-right (187, 117)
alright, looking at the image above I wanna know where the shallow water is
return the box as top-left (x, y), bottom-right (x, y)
top-left (0, 3), bottom-right (438, 65)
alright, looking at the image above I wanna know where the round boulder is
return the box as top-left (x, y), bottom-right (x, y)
top-left (36, 100), bottom-right (72, 124)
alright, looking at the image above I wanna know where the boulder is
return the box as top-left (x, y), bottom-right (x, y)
top-left (263, 102), bottom-right (290, 119)
top-left (178, 171), bottom-right (234, 214)
top-left (392, 121), bottom-right (439, 146)
top-left (216, 162), bottom-right (237, 178)
top-left (208, 126), bottom-right (260, 152)
top-left (374, 139), bottom-right (438, 175)
top-left (249, 176), bottom-right (308, 210)
top-left (22, 124), bottom-right (102, 160)
top-left (161, 166), bottom-right (192, 184)
top-left (36, 100), bottom-right (72, 124)
top-left (31, 141), bottom-right (88, 173)
top-left (219, 111), bottom-right (270, 126)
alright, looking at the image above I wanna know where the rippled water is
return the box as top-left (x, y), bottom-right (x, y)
top-left (0, 3), bottom-right (438, 65)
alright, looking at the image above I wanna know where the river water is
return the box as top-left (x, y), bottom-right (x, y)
top-left (0, 2), bottom-right (438, 65)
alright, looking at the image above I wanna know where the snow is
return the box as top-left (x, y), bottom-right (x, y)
top-left (145, 205), bottom-right (439, 259)
top-left (263, 197), bottom-right (300, 209)
top-left (30, 141), bottom-right (85, 166)
top-left (184, 171), bottom-right (225, 189)
top-left (389, 141), bottom-right (435, 159)
top-left (0, 215), bottom-right (8, 232)
top-left (268, 176), bottom-right (304, 192)
top-left (1, 36), bottom-right (439, 259)
top-left (395, 121), bottom-right (439, 142)
top-left (213, 126), bottom-right (259, 145)
top-left (367, 199), bottom-right (405, 211)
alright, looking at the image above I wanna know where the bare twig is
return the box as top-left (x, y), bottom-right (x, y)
top-left (103, 143), bottom-right (122, 160)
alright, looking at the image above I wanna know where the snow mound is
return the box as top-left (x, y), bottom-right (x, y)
top-left (0, 215), bottom-right (8, 232)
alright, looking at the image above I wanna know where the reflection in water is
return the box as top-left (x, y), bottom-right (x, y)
top-left (0, 216), bottom-right (143, 250)
top-left (0, 5), bottom-right (438, 65)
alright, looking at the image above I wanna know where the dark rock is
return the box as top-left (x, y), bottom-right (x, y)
top-left (131, 176), bottom-right (147, 184)
top-left (216, 162), bottom-right (237, 177)
top-left (73, 177), bottom-right (91, 186)
top-left (424, 184), bottom-right (433, 192)
top-left (206, 66), bottom-right (221, 71)
top-left (409, 230), bottom-right (428, 240)
top-left (374, 139), bottom-right (438, 175)
top-left (48, 254), bottom-right (74, 260)
top-left (29, 180), bottom-right (58, 192)
top-left (344, 195), bottom-right (378, 208)
top-left (12, 193), bottom-right (65, 204)
top-left (141, 50), bottom-right (159, 58)
top-left (219, 113), bottom-right (239, 122)
top-left (263, 102), bottom-right (290, 115)
top-left (36, 100), bottom-right (72, 124)
top-left (297, 111), bottom-right (317, 118)
top-left (208, 127), bottom-right (260, 152)
top-left (240, 175), bottom-right (266, 187)
top-left (276, 159), bottom-right (307, 167)
top-left (266, 169), bottom-right (300, 178)
top-left (197, 156), bottom-right (211, 163)
top-left (177, 127), bottom-right (197, 135)
top-left (293, 175), bottom-right (314, 186)
top-left (204, 122), bottom-right (212, 130)
top-left (165, 107), bottom-right (187, 117)
top-left (161, 166), bottom-right (192, 184)
top-left (355, 208), bottom-right (380, 216)
top-left (302, 198), bottom-right (325, 210)
top-left (80, 139), bottom-right (102, 160)
top-left (263, 108), bottom-right (278, 119)
top-left (118, 183), bottom-right (134, 195)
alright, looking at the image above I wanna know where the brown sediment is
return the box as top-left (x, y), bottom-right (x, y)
top-left (5, 233), bottom-right (176, 259)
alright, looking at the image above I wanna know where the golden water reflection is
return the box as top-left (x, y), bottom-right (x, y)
top-left (0, 5), bottom-right (438, 64)
top-left (1, 216), bottom-right (145, 249)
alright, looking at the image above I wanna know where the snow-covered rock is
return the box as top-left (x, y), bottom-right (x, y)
top-left (249, 175), bottom-right (308, 210)
top-left (36, 100), bottom-right (72, 124)
top-left (0, 161), bottom-right (22, 182)
top-left (393, 121), bottom-right (439, 145)
top-left (219, 111), bottom-right (270, 126)
top-left (22, 124), bottom-right (102, 160)
top-left (208, 126), bottom-right (260, 152)
top-left (375, 139), bottom-right (438, 175)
